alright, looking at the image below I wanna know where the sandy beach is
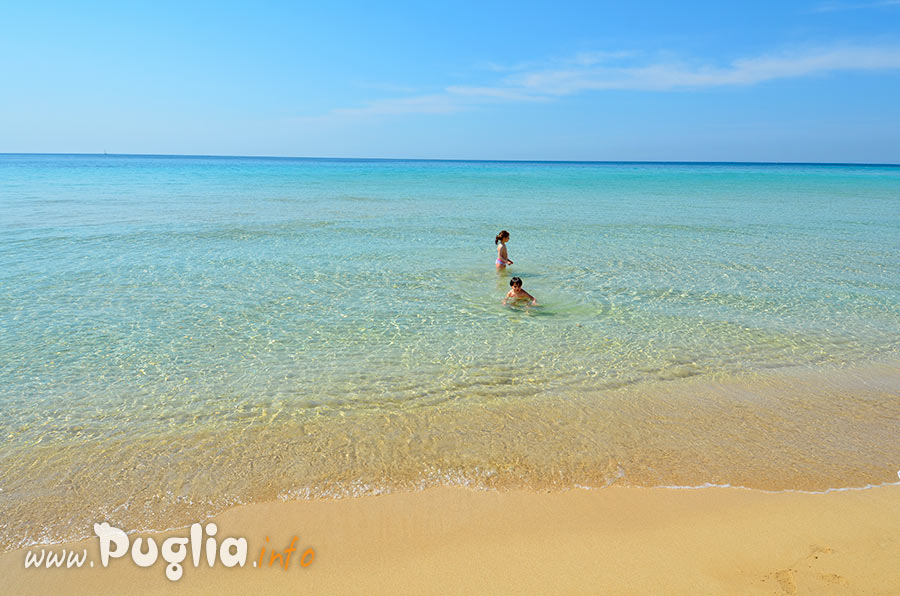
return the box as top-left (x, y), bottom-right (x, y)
top-left (4, 0), bottom-right (900, 593)
top-left (5, 484), bottom-right (900, 595)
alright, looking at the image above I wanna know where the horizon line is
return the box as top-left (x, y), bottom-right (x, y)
top-left (1, 152), bottom-right (899, 167)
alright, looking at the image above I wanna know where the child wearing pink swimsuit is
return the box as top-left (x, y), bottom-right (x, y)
top-left (495, 230), bottom-right (513, 268)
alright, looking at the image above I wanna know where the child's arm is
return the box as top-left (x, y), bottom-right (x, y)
top-left (502, 289), bottom-right (513, 305)
top-left (524, 290), bottom-right (537, 305)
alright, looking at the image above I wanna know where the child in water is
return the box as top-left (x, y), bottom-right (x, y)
top-left (495, 230), bottom-right (513, 268)
top-left (503, 277), bottom-right (537, 306)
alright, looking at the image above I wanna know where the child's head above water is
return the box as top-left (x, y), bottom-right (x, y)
top-left (495, 230), bottom-right (510, 245)
top-left (504, 276), bottom-right (537, 305)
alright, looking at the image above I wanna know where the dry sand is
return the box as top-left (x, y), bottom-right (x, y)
top-left (4, 484), bottom-right (900, 595)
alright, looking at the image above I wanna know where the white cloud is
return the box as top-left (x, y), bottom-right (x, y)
top-left (476, 50), bottom-right (636, 73)
top-left (443, 85), bottom-right (550, 101)
top-left (812, 0), bottom-right (900, 13)
top-left (310, 44), bottom-right (900, 121)
top-left (491, 45), bottom-right (900, 94)
top-left (329, 94), bottom-right (464, 117)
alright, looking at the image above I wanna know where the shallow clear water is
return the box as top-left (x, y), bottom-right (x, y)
top-left (1, 155), bottom-right (899, 550)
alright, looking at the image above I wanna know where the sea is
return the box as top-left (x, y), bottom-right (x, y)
top-left (1, 154), bottom-right (899, 550)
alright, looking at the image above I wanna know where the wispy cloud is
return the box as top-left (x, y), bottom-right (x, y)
top-left (478, 51), bottom-right (636, 73)
top-left (812, 0), bottom-right (900, 13)
top-left (352, 81), bottom-right (420, 94)
top-left (329, 93), bottom-right (465, 117)
top-left (487, 45), bottom-right (900, 94)
top-left (309, 44), bottom-right (900, 122)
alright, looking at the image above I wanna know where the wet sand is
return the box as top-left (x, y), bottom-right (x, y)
top-left (5, 360), bottom-right (900, 554)
top-left (5, 484), bottom-right (900, 595)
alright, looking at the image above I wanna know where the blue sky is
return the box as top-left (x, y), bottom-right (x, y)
top-left (1, 1), bottom-right (899, 161)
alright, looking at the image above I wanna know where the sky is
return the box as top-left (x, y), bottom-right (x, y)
top-left (1, 1), bottom-right (899, 162)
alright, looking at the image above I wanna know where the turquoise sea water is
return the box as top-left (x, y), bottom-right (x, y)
top-left (1, 154), bottom-right (899, 549)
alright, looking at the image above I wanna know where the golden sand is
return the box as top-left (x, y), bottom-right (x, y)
top-left (4, 484), bottom-right (900, 595)
top-left (5, 361), bottom-right (900, 554)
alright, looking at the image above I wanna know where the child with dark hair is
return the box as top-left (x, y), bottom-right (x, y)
top-left (503, 276), bottom-right (537, 306)
top-left (495, 230), bottom-right (513, 268)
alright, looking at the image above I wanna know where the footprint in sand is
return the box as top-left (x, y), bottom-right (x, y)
top-left (809, 544), bottom-right (833, 556)
top-left (818, 572), bottom-right (849, 586)
top-left (765, 544), bottom-right (848, 594)
top-left (773, 569), bottom-right (797, 595)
